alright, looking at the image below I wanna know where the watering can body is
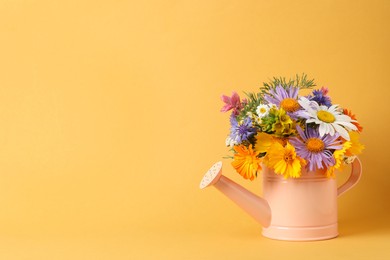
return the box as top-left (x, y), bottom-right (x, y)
top-left (200, 158), bottom-right (362, 241)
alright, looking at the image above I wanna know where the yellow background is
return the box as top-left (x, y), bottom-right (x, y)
top-left (0, 0), bottom-right (389, 259)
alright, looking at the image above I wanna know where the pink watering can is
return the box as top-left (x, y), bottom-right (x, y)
top-left (200, 159), bottom-right (362, 241)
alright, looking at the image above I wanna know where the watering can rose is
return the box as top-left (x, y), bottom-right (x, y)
top-left (221, 74), bottom-right (364, 179)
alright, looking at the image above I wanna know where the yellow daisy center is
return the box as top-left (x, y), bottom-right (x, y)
top-left (259, 107), bottom-right (267, 113)
top-left (306, 138), bottom-right (325, 152)
top-left (284, 154), bottom-right (293, 162)
top-left (283, 149), bottom-right (295, 163)
top-left (317, 110), bottom-right (336, 123)
top-left (280, 98), bottom-right (300, 112)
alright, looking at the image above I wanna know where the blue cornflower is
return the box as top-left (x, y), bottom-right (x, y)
top-left (309, 87), bottom-right (332, 107)
top-left (229, 115), bottom-right (257, 144)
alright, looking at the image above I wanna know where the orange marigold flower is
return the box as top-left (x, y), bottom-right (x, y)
top-left (231, 145), bottom-right (261, 181)
top-left (343, 109), bottom-right (363, 132)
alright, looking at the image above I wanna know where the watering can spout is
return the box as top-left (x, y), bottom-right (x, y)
top-left (200, 161), bottom-right (271, 227)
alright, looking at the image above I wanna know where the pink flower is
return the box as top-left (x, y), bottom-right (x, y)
top-left (220, 91), bottom-right (243, 115)
top-left (321, 87), bottom-right (329, 95)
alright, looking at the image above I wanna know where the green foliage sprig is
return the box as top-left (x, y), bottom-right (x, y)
top-left (237, 91), bottom-right (263, 121)
top-left (262, 73), bottom-right (316, 92)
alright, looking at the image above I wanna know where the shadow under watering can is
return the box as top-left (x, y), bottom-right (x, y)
top-left (200, 159), bottom-right (362, 241)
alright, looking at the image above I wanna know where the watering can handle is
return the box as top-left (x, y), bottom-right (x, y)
top-left (337, 157), bottom-right (362, 197)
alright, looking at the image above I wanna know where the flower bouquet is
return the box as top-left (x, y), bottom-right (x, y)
top-left (221, 74), bottom-right (364, 180)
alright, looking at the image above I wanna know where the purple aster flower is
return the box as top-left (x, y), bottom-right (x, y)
top-left (308, 87), bottom-right (332, 107)
top-left (264, 85), bottom-right (301, 119)
top-left (290, 126), bottom-right (343, 172)
top-left (229, 115), bottom-right (257, 144)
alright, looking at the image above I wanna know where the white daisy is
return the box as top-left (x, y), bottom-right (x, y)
top-left (246, 111), bottom-right (262, 124)
top-left (246, 111), bottom-right (255, 119)
top-left (225, 136), bottom-right (238, 147)
top-left (256, 104), bottom-right (270, 118)
top-left (298, 97), bottom-right (357, 140)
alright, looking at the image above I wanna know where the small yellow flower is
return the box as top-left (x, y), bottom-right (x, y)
top-left (270, 108), bottom-right (295, 136)
top-left (231, 145), bottom-right (261, 181)
top-left (345, 131), bottom-right (364, 156)
top-left (266, 141), bottom-right (306, 178)
top-left (326, 141), bottom-right (352, 177)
